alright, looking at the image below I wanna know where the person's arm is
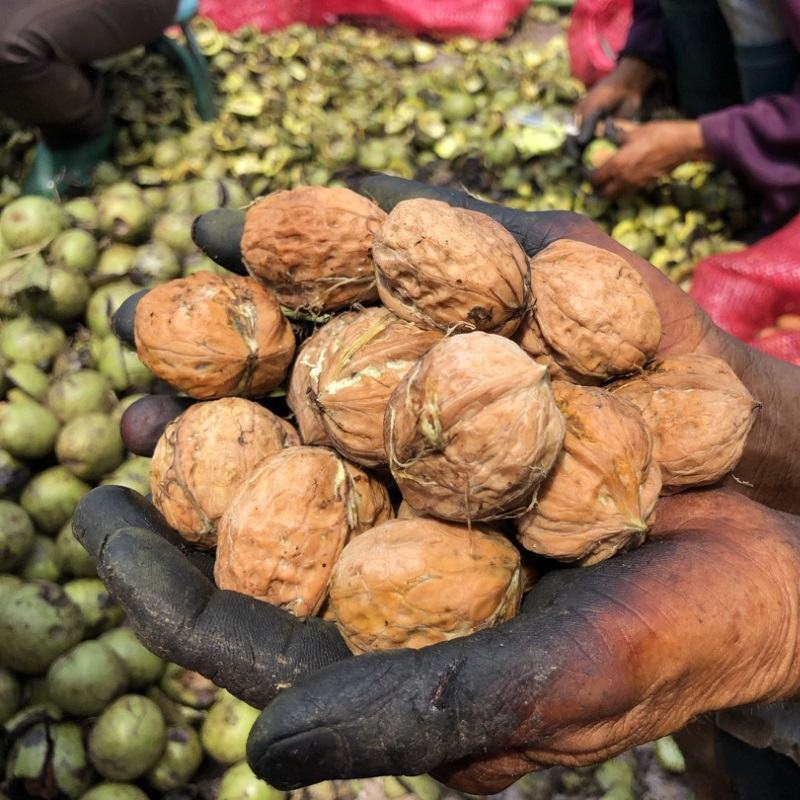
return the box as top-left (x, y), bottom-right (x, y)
top-left (699, 87), bottom-right (800, 226)
top-left (617, 0), bottom-right (672, 72)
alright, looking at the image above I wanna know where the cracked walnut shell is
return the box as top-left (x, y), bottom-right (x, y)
top-left (372, 199), bottom-right (529, 336)
top-left (134, 273), bottom-right (295, 399)
top-left (150, 398), bottom-right (299, 548)
top-left (385, 332), bottom-right (565, 521)
top-left (529, 240), bottom-right (661, 379)
top-left (329, 518), bottom-right (523, 653)
top-left (215, 447), bottom-right (392, 617)
top-left (516, 383), bottom-right (661, 565)
top-left (610, 354), bottom-right (759, 490)
top-left (241, 186), bottom-right (386, 312)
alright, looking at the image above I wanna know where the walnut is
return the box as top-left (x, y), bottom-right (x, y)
top-left (314, 307), bottom-right (442, 466)
top-left (372, 199), bottom-right (529, 336)
top-left (516, 383), bottom-right (661, 565)
top-left (529, 240), bottom-right (661, 379)
top-left (329, 518), bottom-right (523, 653)
top-left (286, 311), bottom-right (359, 446)
top-left (150, 398), bottom-right (298, 548)
top-left (610, 354), bottom-right (760, 490)
top-left (214, 447), bottom-right (392, 617)
top-left (241, 186), bottom-right (386, 312)
top-left (134, 273), bottom-right (295, 399)
top-left (385, 332), bottom-right (565, 521)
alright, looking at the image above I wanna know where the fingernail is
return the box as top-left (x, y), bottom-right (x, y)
top-left (252, 728), bottom-right (352, 789)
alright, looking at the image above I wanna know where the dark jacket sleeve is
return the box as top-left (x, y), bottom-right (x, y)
top-left (699, 82), bottom-right (800, 227)
top-left (618, 0), bottom-right (672, 71)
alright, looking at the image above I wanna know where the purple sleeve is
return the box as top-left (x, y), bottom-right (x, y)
top-left (618, 0), bottom-right (671, 71)
top-left (700, 84), bottom-right (800, 227)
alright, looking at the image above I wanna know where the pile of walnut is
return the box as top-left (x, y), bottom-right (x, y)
top-left (135, 186), bottom-right (760, 654)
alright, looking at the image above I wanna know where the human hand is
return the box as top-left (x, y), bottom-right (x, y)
top-left (247, 489), bottom-right (800, 793)
top-left (573, 57), bottom-right (656, 150)
top-left (590, 119), bottom-right (711, 197)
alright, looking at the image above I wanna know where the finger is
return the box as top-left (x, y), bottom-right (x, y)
top-left (73, 485), bottom-right (351, 706)
top-left (73, 484), bottom-right (214, 578)
top-left (112, 289), bottom-right (149, 346)
top-left (576, 108), bottom-right (605, 146)
top-left (192, 208), bottom-right (247, 274)
top-left (120, 394), bottom-right (195, 456)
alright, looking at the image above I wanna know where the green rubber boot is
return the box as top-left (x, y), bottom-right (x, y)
top-left (23, 125), bottom-right (114, 198)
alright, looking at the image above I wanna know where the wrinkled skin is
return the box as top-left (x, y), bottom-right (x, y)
top-left (78, 175), bottom-right (800, 794)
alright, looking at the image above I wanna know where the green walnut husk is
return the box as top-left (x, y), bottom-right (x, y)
top-left (0, 315), bottom-right (66, 366)
top-left (146, 724), bottom-right (203, 791)
top-left (63, 197), bottom-right (99, 232)
top-left (51, 329), bottom-right (96, 378)
top-left (63, 578), bottom-right (124, 637)
top-left (0, 195), bottom-right (66, 249)
top-left (46, 640), bottom-right (129, 717)
top-left (5, 362), bottom-right (50, 401)
top-left (0, 448), bottom-right (29, 497)
top-left (0, 500), bottom-right (34, 572)
top-left (19, 534), bottom-right (61, 582)
top-left (0, 580), bottom-right (85, 674)
top-left (49, 229), bottom-right (99, 274)
top-left (48, 369), bottom-right (116, 422)
top-left (23, 677), bottom-right (52, 706)
top-left (99, 456), bottom-right (152, 494)
top-left (95, 244), bottom-right (138, 280)
top-left (0, 667), bottom-right (21, 724)
top-left (30, 267), bottom-right (91, 321)
top-left (56, 519), bottom-right (97, 578)
top-left (0, 400), bottom-right (60, 459)
top-left (129, 240), bottom-right (181, 285)
top-left (97, 187), bottom-right (154, 244)
top-left (88, 694), bottom-right (167, 780)
top-left (56, 412), bottom-right (125, 480)
top-left (95, 337), bottom-right (153, 393)
top-left (152, 212), bottom-right (196, 256)
top-left (145, 686), bottom-right (206, 727)
top-left (6, 720), bottom-right (93, 799)
top-left (85, 280), bottom-right (140, 339)
top-left (160, 663), bottom-right (219, 709)
top-left (201, 691), bottom-right (261, 765)
top-left (20, 466), bottom-right (91, 533)
top-left (78, 783), bottom-right (150, 800)
top-left (99, 628), bottom-right (164, 689)
top-left (218, 761), bottom-right (288, 800)
top-left (0, 575), bottom-right (23, 602)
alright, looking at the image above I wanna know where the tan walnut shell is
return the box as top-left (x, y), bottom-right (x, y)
top-left (329, 518), bottom-right (523, 653)
top-left (610, 354), bottom-right (759, 490)
top-left (372, 199), bottom-right (529, 336)
top-left (134, 273), bottom-right (295, 399)
top-left (215, 446), bottom-right (393, 617)
top-left (150, 398), bottom-right (299, 548)
top-left (286, 311), bottom-right (359, 446)
top-left (385, 332), bottom-right (565, 521)
top-left (516, 382), bottom-right (661, 566)
top-left (241, 186), bottom-right (386, 312)
top-left (314, 307), bottom-right (442, 466)
top-left (514, 309), bottom-right (603, 386)
top-left (529, 240), bottom-right (661, 379)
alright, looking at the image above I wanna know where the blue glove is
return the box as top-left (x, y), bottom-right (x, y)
top-left (173, 0), bottom-right (199, 25)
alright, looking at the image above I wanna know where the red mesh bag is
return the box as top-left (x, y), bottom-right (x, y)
top-left (199, 0), bottom-right (530, 39)
top-left (689, 213), bottom-right (800, 366)
top-left (567, 0), bottom-right (633, 86)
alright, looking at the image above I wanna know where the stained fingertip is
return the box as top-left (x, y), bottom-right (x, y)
top-left (191, 209), bottom-right (247, 274)
top-left (120, 394), bottom-right (194, 456)
top-left (112, 289), bottom-right (148, 347)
